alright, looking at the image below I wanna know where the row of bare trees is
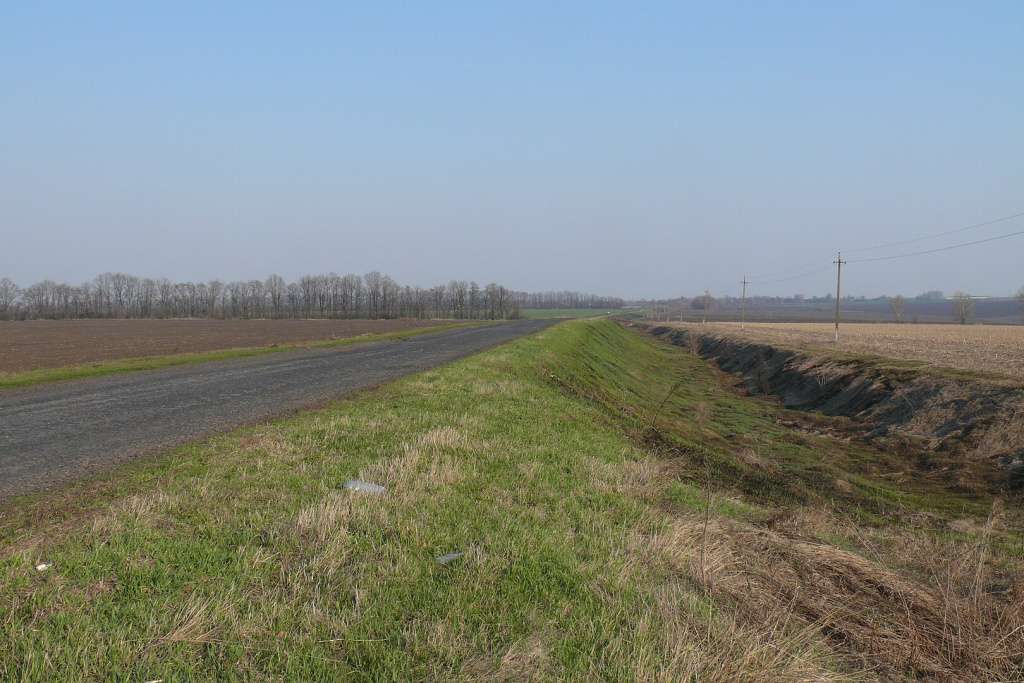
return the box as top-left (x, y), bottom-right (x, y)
top-left (0, 273), bottom-right (622, 321)
top-left (514, 290), bottom-right (624, 310)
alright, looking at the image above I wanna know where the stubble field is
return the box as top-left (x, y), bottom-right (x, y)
top-left (688, 322), bottom-right (1024, 379)
top-left (0, 319), bottom-right (453, 374)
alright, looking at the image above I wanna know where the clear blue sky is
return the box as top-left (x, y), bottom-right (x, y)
top-left (2, 2), bottom-right (1022, 299)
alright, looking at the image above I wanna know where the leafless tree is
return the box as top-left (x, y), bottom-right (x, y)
top-left (497, 284), bottom-right (509, 318)
top-left (286, 282), bottom-right (302, 317)
top-left (72, 282), bottom-right (92, 318)
top-left (313, 275), bottom-right (329, 316)
top-left (6, 270), bottom-right (620, 321)
top-left (248, 280), bottom-right (266, 318)
top-left (510, 289), bottom-right (624, 310)
top-left (264, 275), bottom-right (285, 317)
top-left (952, 291), bottom-right (974, 325)
top-left (447, 280), bottom-right (468, 318)
top-left (207, 279), bottom-right (224, 318)
top-left (1017, 286), bottom-right (1024, 320)
top-left (156, 278), bottom-right (174, 318)
top-left (297, 275), bottom-right (317, 318)
top-left (410, 285), bottom-right (427, 318)
top-left (139, 278), bottom-right (156, 317)
top-left (0, 277), bottom-right (20, 319)
top-left (381, 275), bottom-right (399, 318)
top-left (431, 284), bottom-right (446, 318)
top-left (364, 271), bottom-right (383, 318)
top-left (468, 281), bottom-right (481, 319)
top-left (889, 294), bottom-right (906, 324)
top-left (326, 272), bottom-right (343, 317)
top-left (337, 274), bottom-right (361, 317)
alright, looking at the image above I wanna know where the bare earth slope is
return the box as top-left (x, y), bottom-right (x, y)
top-left (0, 319), bottom-right (558, 499)
top-left (637, 322), bottom-right (1024, 486)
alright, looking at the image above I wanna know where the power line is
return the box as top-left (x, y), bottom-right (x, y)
top-left (749, 260), bottom-right (835, 284)
top-left (844, 210), bottom-right (1024, 255)
top-left (733, 208), bottom-right (1024, 296)
top-left (747, 256), bottom-right (833, 280)
top-left (848, 227), bottom-right (1024, 263)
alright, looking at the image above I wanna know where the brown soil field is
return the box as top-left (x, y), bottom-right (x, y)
top-left (681, 322), bottom-right (1024, 379)
top-left (0, 318), bottom-right (455, 374)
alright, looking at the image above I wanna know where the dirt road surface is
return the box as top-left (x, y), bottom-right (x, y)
top-left (0, 318), bottom-right (457, 373)
top-left (0, 319), bottom-right (559, 500)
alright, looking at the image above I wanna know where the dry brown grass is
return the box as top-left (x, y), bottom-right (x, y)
top-left (690, 322), bottom-right (1024, 378)
top-left (638, 506), bottom-right (1024, 682)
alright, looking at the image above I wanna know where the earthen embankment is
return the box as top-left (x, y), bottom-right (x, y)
top-left (635, 323), bottom-right (1024, 475)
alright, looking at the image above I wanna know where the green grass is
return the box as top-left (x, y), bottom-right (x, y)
top-left (518, 308), bottom-right (615, 319)
top-left (0, 322), bottom-right (484, 390)
top-left (2, 319), bottom-right (1021, 680)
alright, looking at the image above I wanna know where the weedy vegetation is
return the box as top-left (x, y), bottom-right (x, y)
top-left (2, 319), bottom-right (1022, 680)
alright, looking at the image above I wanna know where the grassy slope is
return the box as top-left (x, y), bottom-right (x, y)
top-left (0, 322), bottom-right (482, 390)
top-left (518, 308), bottom-right (613, 319)
top-left (2, 320), bottom-right (1021, 680)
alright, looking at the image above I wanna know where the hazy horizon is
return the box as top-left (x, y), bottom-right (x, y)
top-left (0, 268), bottom-right (1018, 305)
top-left (3, 3), bottom-right (1022, 300)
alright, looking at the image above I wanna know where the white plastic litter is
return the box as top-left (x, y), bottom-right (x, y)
top-left (436, 552), bottom-right (463, 565)
top-left (342, 480), bottom-right (388, 495)
top-left (35, 563), bottom-right (51, 572)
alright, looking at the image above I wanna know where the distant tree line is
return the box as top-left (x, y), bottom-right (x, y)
top-left (0, 273), bottom-right (622, 321)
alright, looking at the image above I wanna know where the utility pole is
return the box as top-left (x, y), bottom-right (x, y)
top-left (833, 252), bottom-right (845, 343)
top-left (740, 277), bottom-right (748, 330)
top-left (702, 288), bottom-right (709, 324)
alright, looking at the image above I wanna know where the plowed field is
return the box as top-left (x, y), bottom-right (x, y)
top-left (0, 319), bottom-right (453, 373)
top-left (684, 322), bottom-right (1024, 379)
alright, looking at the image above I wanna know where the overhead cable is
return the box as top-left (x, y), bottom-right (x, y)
top-left (747, 256), bottom-right (834, 280)
top-left (749, 262), bottom-right (834, 285)
top-left (843, 210), bottom-right (1024, 255)
top-left (732, 208), bottom-right (1024, 296)
top-left (847, 227), bottom-right (1024, 263)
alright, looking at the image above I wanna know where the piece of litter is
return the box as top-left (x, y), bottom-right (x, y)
top-left (436, 552), bottom-right (463, 565)
top-left (342, 480), bottom-right (387, 495)
top-left (35, 563), bottom-right (51, 572)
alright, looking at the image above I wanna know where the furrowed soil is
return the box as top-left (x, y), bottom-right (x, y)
top-left (0, 318), bottom-right (453, 373)
top-left (687, 321), bottom-right (1024, 379)
top-left (2, 319), bottom-right (1022, 680)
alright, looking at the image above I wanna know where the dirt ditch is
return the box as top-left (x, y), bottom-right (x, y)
top-left (635, 323), bottom-right (1024, 486)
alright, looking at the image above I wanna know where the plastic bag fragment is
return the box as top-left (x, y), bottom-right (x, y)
top-left (436, 552), bottom-right (463, 565)
top-left (342, 480), bottom-right (387, 495)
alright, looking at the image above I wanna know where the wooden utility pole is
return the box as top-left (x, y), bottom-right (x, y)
top-left (740, 277), bottom-right (748, 330)
top-left (702, 288), bottom-right (710, 324)
top-left (833, 252), bottom-right (845, 343)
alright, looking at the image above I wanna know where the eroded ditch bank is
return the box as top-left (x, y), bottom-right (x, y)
top-left (634, 323), bottom-right (1024, 479)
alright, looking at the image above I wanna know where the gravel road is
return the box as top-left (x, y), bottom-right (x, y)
top-left (0, 319), bottom-right (560, 500)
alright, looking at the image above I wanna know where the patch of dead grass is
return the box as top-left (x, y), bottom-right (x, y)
top-left (636, 503), bottom-right (1024, 681)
